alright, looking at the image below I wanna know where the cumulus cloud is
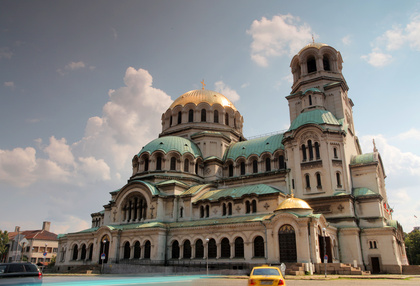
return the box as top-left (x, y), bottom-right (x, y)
top-left (57, 61), bottom-right (95, 75)
top-left (362, 14), bottom-right (420, 67)
top-left (247, 14), bottom-right (314, 67)
top-left (342, 35), bottom-right (352, 45)
top-left (4, 81), bottom-right (14, 89)
top-left (214, 81), bottom-right (240, 102)
top-left (361, 49), bottom-right (393, 67)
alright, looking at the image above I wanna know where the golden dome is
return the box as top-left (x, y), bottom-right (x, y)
top-left (298, 42), bottom-right (329, 55)
top-left (275, 196), bottom-right (312, 211)
top-left (169, 89), bottom-right (237, 111)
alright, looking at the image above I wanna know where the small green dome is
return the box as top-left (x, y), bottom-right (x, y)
top-left (138, 136), bottom-right (202, 158)
top-left (289, 109), bottom-right (340, 131)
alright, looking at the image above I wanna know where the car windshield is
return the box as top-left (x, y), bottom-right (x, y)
top-left (253, 268), bottom-right (280, 276)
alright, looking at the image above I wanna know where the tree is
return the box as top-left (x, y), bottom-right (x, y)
top-left (0, 230), bottom-right (9, 262)
top-left (405, 229), bottom-right (420, 265)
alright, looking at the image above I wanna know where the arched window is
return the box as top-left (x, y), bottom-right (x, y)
top-left (279, 155), bottom-right (285, 169)
top-left (253, 159), bottom-right (258, 173)
top-left (72, 244), bottom-right (78, 260)
top-left (156, 156), bottom-right (162, 171)
top-left (134, 241), bottom-right (141, 259)
top-left (169, 116), bottom-right (173, 127)
top-left (225, 113), bottom-right (229, 126)
top-left (336, 172), bottom-right (341, 187)
top-left (228, 202), bottom-right (232, 215)
top-left (208, 239), bottom-right (217, 258)
top-left (144, 241), bottom-right (151, 259)
top-left (188, 109), bottom-right (194, 122)
top-left (200, 206), bottom-right (204, 218)
top-left (252, 200), bottom-right (257, 213)
top-left (323, 55), bottom-right (331, 71)
top-left (315, 142), bottom-right (320, 159)
top-left (308, 140), bottom-right (314, 161)
top-left (172, 240), bottom-right (180, 259)
top-left (316, 173), bottom-right (322, 188)
top-left (144, 158), bottom-right (149, 171)
top-left (235, 237), bottom-right (244, 258)
top-left (228, 164), bottom-right (233, 177)
top-left (214, 110), bottom-right (219, 123)
top-left (254, 236), bottom-right (265, 257)
top-left (81, 244), bottom-right (86, 260)
top-left (266, 157), bottom-right (271, 171)
top-left (177, 111), bottom-right (182, 124)
top-left (302, 145), bottom-right (307, 161)
top-left (183, 240), bottom-right (191, 259)
top-left (195, 162), bottom-right (199, 175)
top-left (240, 162), bottom-right (245, 175)
top-left (180, 207), bottom-right (183, 218)
top-left (124, 241), bottom-right (130, 259)
top-left (205, 205), bottom-right (210, 217)
top-left (309, 94), bottom-right (313, 106)
top-left (170, 157), bottom-right (176, 171)
top-left (184, 159), bottom-right (189, 172)
top-left (246, 201), bottom-right (251, 214)
top-left (201, 109), bottom-right (206, 122)
top-left (195, 239), bottom-right (204, 258)
top-left (333, 147), bottom-right (338, 159)
top-left (221, 238), bottom-right (230, 258)
top-left (88, 244), bottom-right (93, 260)
top-left (222, 203), bottom-right (227, 216)
top-left (305, 174), bottom-right (311, 189)
top-left (307, 56), bottom-right (317, 73)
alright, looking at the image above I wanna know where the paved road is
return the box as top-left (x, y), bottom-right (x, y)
top-left (41, 275), bottom-right (420, 286)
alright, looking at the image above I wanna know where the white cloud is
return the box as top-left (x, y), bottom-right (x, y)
top-left (43, 137), bottom-right (75, 167)
top-left (111, 28), bottom-right (118, 40)
top-left (361, 49), bottom-right (393, 67)
top-left (65, 61), bottom-right (86, 70)
top-left (247, 14), bottom-right (314, 67)
top-left (342, 35), bottom-right (352, 45)
top-left (0, 147), bottom-right (38, 187)
top-left (0, 47), bottom-right (13, 59)
top-left (78, 157), bottom-right (111, 181)
top-left (214, 81), bottom-right (240, 102)
top-left (4, 81), bottom-right (14, 89)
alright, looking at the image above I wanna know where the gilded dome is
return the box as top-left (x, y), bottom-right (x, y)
top-left (169, 89), bottom-right (237, 111)
top-left (275, 196), bottom-right (312, 211)
top-left (298, 42), bottom-right (329, 55)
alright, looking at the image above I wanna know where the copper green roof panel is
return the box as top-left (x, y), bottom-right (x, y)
top-left (350, 153), bottom-right (375, 165)
top-left (224, 133), bottom-right (284, 160)
top-left (169, 214), bottom-right (273, 228)
top-left (353, 187), bottom-right (376, 197)
top-left (181, 184), bottom-right (213, 196)
top-left (138, 136), bottom-right (202, 158)
top-left (303, 87), bottom-right (321, 94)
top-left (288, 109), bottom-right (340, 131)
top-left (128, 179), bottom-right (161, 196)
top-left (155, 180), bottom-right (190, 188)
top-left (194, 184), bottom-right (284, 203)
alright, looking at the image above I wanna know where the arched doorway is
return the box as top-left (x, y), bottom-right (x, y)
top-left (278, 224), bottom-right (297, 262)
top-left (99, 235), bottom-right (110, 264)
top-left (318, 228), bottom-right (332, 263)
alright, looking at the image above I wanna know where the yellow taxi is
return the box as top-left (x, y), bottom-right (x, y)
top-left (248, 265), bottom-right (286, 286)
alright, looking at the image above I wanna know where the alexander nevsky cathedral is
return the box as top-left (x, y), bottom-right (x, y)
top-left (57, 43), bottom-right (407, 274)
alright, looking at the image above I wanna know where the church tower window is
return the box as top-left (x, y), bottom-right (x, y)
top-left (170, 157), bottom-right (176, 170)
top-left (252, 200), bottom-right (257, 213)
top-left (201, 109), bottom-right (206, 122)
top-left (333, 147), bottom-right (338, 159)
top-left (228, 164), bottom-right (233, 177)
top-left (225, 113), bottom-right (229, 126)
top-left (246, 201), bottom-right (251, 214)
top-left (266, 157), bottom-right (271, 171)
top-left (184, 159), bottom-right (189, 172)
top-left (316, 173), bottom-right (322, 188)
top-left (200, 206), bottom-right (204, 218)
top-left (222, 203), bottom-right (227, 216)
top-left (305, 174), bottom-right (311, 189)
top-left (336, 172), bottom-right (342, 188)
top-left (308, 140), bottom-right (314, 161)
top-left (315, 142), bottom-right (320, 159)
top-left (323, 55), bottom-right (331, 71)
top-left (309, 95), bottom-right (313, 106)
top-left (205, 205), bottom-right (210, 217)
top-left (253, 159), bottom-right (258, 173)
top-left (156, 156), bottom-right (162, 170)
top-left (228, 202), bottom-right (232, 215)
top-left (240, 162), bottom-right (246, 175)
top-left (144, 158), bottom-right (149, 171)
top-left (177, 111), bottom-right (182, 124)
top-left (188, 109), bottom-right (194, 122)
top-left (279, 155), bottom-right (285, 169)
top-left (214, 110), bottom-right (219, 123)
top-left (169, 116), bottom-right (173, 127)
top-left (307, 56), bottom-right (317, 73)
top-left (302, 145), bottom-right (307, 161)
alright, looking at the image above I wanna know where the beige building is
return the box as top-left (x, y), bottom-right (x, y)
top-left (57, 43), bottom-right (406, 274)
top-left (7, 221), bottom-right (58, 266)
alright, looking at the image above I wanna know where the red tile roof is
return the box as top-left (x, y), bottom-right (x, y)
top-left (8, 229), bottom-right (58, 241)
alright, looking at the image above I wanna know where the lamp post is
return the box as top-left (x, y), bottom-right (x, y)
top-left (101, 238), bottom-right (108, 274)
top-left (322, 228), bottom-right (327, 278)
top-left (206, 238), bottom-right (209, 276)
top-left (44, 243), bottom-right (48, 272)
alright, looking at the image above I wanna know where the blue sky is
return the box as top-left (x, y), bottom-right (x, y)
top-left (1, 0), bottom-right (420, 234)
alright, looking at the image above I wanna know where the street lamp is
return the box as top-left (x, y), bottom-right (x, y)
top-left (322, 228), bottom-right (327, 278)
top-left (101, 238), bottom-right (108, 274)
top-left (44, 243), bottom-right (48, 272)
top-left (206, 238), bottom-right (209, 276)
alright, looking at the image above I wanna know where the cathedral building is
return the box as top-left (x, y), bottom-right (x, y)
top-left (57, 43), bottom-right (406, 274)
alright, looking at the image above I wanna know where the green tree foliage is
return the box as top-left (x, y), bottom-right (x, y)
top-left (0, 230), bottom-right (9, 262)
top-left (405, 229), bottom-right (420, 265)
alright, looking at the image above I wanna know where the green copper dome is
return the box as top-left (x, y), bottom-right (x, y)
top-left (289, 109), bottom-right (341, 131)
top-left (138, 136), bottom-right (202, 158)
